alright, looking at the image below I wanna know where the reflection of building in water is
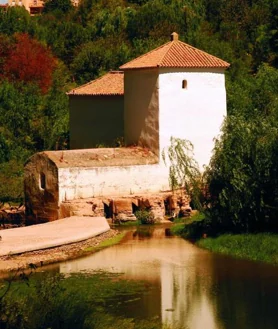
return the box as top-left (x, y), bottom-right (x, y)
top-left (59, 230), bottom-right (223, 328)
top-left (161, 260), bottom-right (222, 329)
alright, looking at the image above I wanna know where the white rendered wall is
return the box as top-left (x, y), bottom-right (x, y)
top-left (58, 164), bottom-right (169, 203)
top-left (158, 68), bottom-right (227, 169)
top-left (124, 70), bottom-right (159, 155)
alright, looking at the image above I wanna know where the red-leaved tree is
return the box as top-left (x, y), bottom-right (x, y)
top-left (4, 33), bottom-right (56, 93)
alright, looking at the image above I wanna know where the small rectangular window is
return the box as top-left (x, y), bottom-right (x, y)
top-left (40, 172), bottom-right (46, 190)
top-left (182, 80), bottom-right (187, 89)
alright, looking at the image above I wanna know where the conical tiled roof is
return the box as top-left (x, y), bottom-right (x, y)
top-left (67, 71), bottom-right (124, 96)
top-left (120, 34), bottom-right (230, 70)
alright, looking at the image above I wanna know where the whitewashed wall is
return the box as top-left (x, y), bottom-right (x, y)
top-left (58, 164), bottom-right (170, 203)
top-left (158, 68), bottom-right (227, 169)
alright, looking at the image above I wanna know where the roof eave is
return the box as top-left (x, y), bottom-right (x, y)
top-left (67, 93), bottom-right (124, 96)
top-left (120, 64), bottom-right (230, 71)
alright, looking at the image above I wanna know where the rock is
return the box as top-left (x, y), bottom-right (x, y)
top-left (166, 195), bottom-right (179, 218)
top-left (139, 196), bottom-right (165, 222)
top-left (110, 198), bottom-right (136, 222)
top-left (177, 196), bottom-right (191, 217)
top-left (88, 199), bottom-right (105, 217)
top-left (115, 213), bottom-right (137, 222)
top-left (60, 198), bottom-right (105, 218)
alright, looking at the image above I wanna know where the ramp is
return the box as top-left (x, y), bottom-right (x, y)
top-left (0, 216), bottom-right (110, 256)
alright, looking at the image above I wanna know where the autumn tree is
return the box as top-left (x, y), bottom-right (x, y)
top-left (4, 33), bottom-right (56, 94)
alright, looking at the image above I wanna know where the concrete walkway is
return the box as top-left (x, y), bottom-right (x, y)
top-left (0, 216), bottom-right (110, 256)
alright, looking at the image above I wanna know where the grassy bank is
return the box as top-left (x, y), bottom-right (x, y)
top-left (171, 213), bottom-right (278, 265)
top-left (83, 231), bottom-right (126, 252)
top-left (197, 233), bottom-right (278, 265)
top-left (170, 212), bottom-right (205, 238)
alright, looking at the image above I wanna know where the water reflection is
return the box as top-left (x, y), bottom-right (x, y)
top-left (59, 226), bottom-right (278, 329)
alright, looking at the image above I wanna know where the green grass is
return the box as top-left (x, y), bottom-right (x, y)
top-left (83, 232), bottom-right (126, 252)
top-left (172, 212), bottom-right (205, 225)
top-left (198, 233), bottom-right (278, 265)
top-left (170, 223), bottom-right (185, 235)
top-left (170, 212), bottom-right (206, 237)
top-left (170, 213), bottom-right (278, 265)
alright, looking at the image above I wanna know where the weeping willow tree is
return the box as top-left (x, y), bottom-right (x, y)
top-left (162, 137), bottom-right (204, 211)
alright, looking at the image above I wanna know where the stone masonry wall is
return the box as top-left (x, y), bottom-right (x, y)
top-left (60, 190), bottom-right (192, 222)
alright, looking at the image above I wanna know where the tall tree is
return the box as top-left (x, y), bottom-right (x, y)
top-left (4, 33), bottom-right (56, 94)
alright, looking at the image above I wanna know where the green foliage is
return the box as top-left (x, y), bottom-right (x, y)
top-left (0, 42), bottom-right (70, 201)
top-left (43, 0), bottom-right (74, 15)
top-left (205, 111), bottom-right (278, 233)
top-left (127, 0), bottom-right (186, 39)
top-left (71, 38), bottom-right (130, 84)
top-left (0, 133), bottom-right (10, 164)
top-left (0, 271), bottom-right (165, 329)
top-left (0, 7), bottom-right (32, 35)
top-left (84, 232), bottom-right (126, 251)
top-left (0, 79), bottom-right (69, 155)
top-left (198, 233), bottom-right (278, 265)
top-left (227, 64), bottom-right (278, 116)
top-left (170, 213), bottom-right (208, 240)
top-left (135, 209), bottom-right (155, 225)
top-left (0, 160), bottom-right (24, 202)
top-left (170, 222), bottom-right (185, 236)
top-left (0, 81), bottom-right (42, 153)
top-left (162, 137), bottom-right (203, 210)
top-left (39, 62), bottom-right (70, 150)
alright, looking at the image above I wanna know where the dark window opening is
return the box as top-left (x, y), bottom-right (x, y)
top-left (132, 202), bottom-right (139, 214)
top-left (182, 80), bottom-right (187, 89)
top-left (164, 198), bottom-right (171, 216)
top-left (40, 172), bottom-right (46, 190)
top-left (103, 202), bottom-right (112, 218)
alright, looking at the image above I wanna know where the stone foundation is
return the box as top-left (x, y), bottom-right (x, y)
top-left (60, 190), bottom-right (192, 222)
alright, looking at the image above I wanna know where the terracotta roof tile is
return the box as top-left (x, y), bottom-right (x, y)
top-left (68, 71), bottom-right (124, 96)
top-left (120, 39), bottom-right (230, 70)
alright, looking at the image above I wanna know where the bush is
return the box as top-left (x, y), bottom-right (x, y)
top-left (206, 113), bottom-right (278, 233)
top-left (135, 209), bottom-right (155, 225)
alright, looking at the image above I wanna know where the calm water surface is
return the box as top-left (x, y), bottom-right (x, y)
top-left (57, 225), bottom-right (278, 329)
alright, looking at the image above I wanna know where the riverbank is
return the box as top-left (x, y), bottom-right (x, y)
top-left (171, 215), bottom-right (278, 265)
top-left (0, 229), bottom-right (122, 273)
top-left (197, 233), bottom-right (278, 265)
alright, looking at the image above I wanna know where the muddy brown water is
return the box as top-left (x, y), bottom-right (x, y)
top-left (55, 225), bottom-right (278, 329)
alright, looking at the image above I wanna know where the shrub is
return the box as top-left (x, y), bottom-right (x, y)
top-left (135, 209), bottom-right (155, 225)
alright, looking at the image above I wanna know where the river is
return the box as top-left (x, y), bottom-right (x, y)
top-left (53, 225), bottom-right (278, 329)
